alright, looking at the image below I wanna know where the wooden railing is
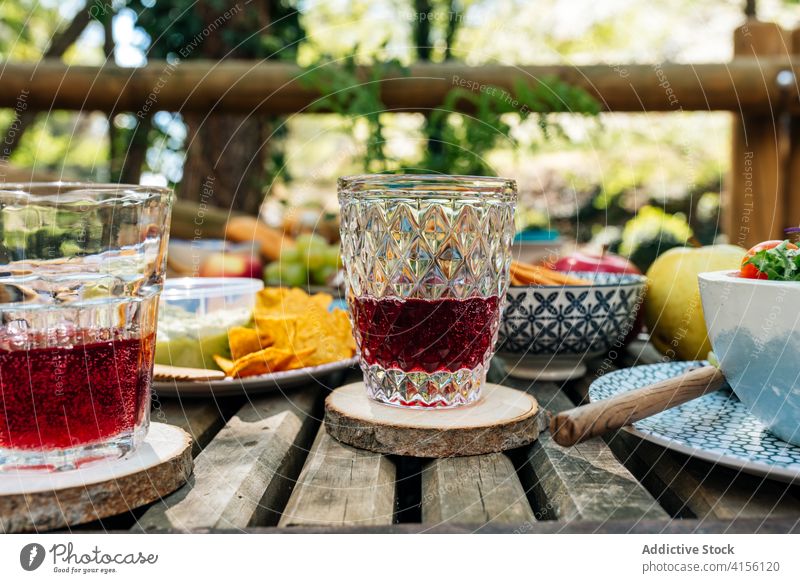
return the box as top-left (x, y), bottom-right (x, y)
top-left (2, 19), bottom-right (799, 246)
top-left (0, 59), bottom-right (797, 114)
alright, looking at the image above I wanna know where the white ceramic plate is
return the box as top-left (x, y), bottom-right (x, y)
top-left (589, 361), bottom-right (800, 484)
top-left (153, 357), bottom-right (358, 398)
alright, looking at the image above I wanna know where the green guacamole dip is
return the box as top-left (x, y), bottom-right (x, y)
top-left (155, 304), bottom-right (251, 370)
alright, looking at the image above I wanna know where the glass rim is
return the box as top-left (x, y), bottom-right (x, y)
top-left (0, 285), bottom-right (162, 310)
top-left (338, 174), bottom-right (517, 200)
top-left (0, 181), bottom-right (173, 204)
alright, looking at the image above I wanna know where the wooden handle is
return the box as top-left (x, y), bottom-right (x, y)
top-left (550, 365), bottom-right (725, 447)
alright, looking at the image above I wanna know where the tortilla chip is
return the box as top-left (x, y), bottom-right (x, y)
top-left (330, 308), bottom-right (357, 353)
top-left (213, 355), bottom-right (236, 376)
top-left (228, 326), bottom-right (263, 360)
top-left (256, 287), bottom-right (334, 314)
top-left (253, 314), bottom-right (298, 349)
top-left (309, 292), bottom-right (334, 311)
top-left (254, 287), bottom-right (290, 314)
top-left (255, 287), bottom-right (309, 315)
top-left (244, 287), bottom-right (356, 369)
top-left (229, 346), bottom-right (314, 378)
top-left (290, 304), bottom-right (354, 366)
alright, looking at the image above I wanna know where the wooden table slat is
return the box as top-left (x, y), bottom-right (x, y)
top-left (154, 398), bottom-right (235, 457)
top-left (421, 453), bottom-right (536, 526)
top-left (278, 425), bottom-right (396, 527)
top-left (609, 432), bottom-right (800, 520)
top-left (508, 378), bottom-right (670, 522)
top-left (524, 434), bottom-right (671, 522)
top-left (135, 387), bottom-right (321, 531)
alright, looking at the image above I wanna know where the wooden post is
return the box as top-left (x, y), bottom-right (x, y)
top-left (727, 20), bottom-right (791, 247)
top-left (784, 28), bottom-right (800, 229)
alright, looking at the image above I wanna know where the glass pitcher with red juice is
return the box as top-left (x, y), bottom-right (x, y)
top-left (0, 183), bottom-right (172, 470)
top-left (339, 175), bottom-right (516, 407)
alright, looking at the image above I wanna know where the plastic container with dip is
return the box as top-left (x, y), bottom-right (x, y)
top-left (155, 277), bottom-right (264, 371)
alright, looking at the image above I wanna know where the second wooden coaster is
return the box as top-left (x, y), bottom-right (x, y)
top-left (324, 382), bottom-right (541, 457)
top-left (0, 422), bottom-right (192, 533)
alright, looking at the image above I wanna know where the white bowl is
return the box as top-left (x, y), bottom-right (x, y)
top-left (699, 271), bottom-right (800, 445)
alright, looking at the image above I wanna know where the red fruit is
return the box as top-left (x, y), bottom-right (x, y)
top-left (552, 250), bottom-right (641, 275)
top-left (199, 252), bottom-right (263, 279)
top-left (740, 240), bottom-right (798, 279)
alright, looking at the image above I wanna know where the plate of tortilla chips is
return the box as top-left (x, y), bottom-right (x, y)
top-left (153, 287), bottom-right (358, 397)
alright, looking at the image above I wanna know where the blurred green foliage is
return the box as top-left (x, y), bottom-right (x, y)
top-left (617, 205), bottom-right (694, 272)
top-left (302, 53), bottom-right (408, 173)
top-left (421, 78), bottom-right (600, 175)
top-left (0, 0), bottom-right (62, 59)
top-left (0, 0), bottom-right (735, 251)
top-left (303, 60), bottom-right (600, 175)
top-left (127, 0), bottom-right (303, 60)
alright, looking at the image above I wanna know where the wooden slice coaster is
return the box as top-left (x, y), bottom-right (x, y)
top-left (325, 382), bottom-right (541, 457)
top-left (0, 423), bottom-right (192, 533)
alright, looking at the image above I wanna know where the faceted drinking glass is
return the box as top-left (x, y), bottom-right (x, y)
top-left (0, 183), bottom-right (173, 470)
top-left (339, 175), bottom-right (516, 408)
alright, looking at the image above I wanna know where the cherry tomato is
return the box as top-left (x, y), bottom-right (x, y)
top-left (740, 240), bottom-right (798, 279)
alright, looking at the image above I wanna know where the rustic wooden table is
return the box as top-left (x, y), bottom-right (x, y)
top-left (75, 342), bottom-right (800, 534)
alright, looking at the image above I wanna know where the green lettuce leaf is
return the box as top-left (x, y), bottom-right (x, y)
top-left (744, 240), bottom-right (800, 281)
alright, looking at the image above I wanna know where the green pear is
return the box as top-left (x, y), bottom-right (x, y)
top-left (645, 244), bottom-right (745, 360)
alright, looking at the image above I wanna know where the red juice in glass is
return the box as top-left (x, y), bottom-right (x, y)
top-left (0, 330), bottom-right (154, 453)
top-left (351, 296), bottom-right (500, 374)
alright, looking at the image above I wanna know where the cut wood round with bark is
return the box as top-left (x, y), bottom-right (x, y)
top-left (325, 383), bottom-right (541, 457)
top-left (0, 423), bottom-right (193, 533)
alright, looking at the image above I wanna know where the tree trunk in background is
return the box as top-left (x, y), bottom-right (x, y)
top-left (413, 0), bottom-right (433, 61)
top-left (178, 2), bottom-right (272, 216)
top-left (443, 0), bottom-right (460, 60)
top-left (181, 114), bottom-right (267, 213)
top-left (414, 0), bottom-right (462, 167)
top-left (119, 117), bottom-right (150, 184)
top-left (104, 10), bottom-right (148, 186)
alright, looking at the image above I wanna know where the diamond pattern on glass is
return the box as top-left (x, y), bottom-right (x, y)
top-left (339, 177), bottom-right (516, 408)
top-left (340, 198), bottom-right (514, 301)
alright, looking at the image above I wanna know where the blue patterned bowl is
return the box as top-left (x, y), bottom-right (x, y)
top-left (699, 270), bottom-right (800, 446)
top-left (497, 272), bottom-right (647, 380)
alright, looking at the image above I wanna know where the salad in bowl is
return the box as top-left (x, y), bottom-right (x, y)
top-left (699, 238), bottom-right (800, 446)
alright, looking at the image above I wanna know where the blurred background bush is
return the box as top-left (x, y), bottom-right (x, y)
top-left (3, 0), bottom-right (798, 271)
